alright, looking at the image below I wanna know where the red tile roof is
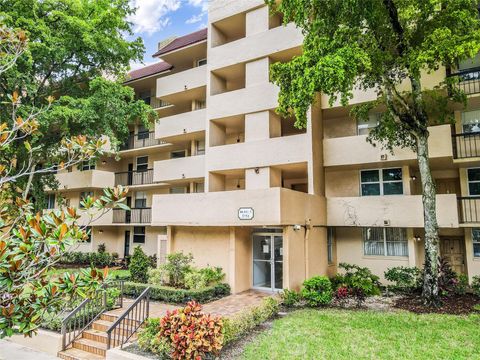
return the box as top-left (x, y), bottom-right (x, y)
top-left (153, 28), bottom-right (207, 58)
top-left (125, 61), bottom-right (172, 83)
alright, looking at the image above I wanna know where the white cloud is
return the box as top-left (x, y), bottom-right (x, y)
top-left (185, 14), bottom-right (203, 24)
top-left (129, 0), bottom-right (180, 35)
top-left (188, 0), bottom-right (208, 12)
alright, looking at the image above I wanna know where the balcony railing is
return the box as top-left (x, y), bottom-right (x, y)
top-left (120, 131), bottom-right (164, 151)
top-left (458, 197), bottom-right (480, 223)
top-left (448, 67), bottom-right (480, 95)
top-left (113, 208), bottom-right (151, 224)
top-left (452, 132), bottom-right (480, 159)
top-left (115, 169), bottom-right (154, 186)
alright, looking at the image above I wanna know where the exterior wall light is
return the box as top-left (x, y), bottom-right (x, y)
top-left (414, 235), bottom-right (421, 242)
top-left (293, 224), bottom-right (302, 231)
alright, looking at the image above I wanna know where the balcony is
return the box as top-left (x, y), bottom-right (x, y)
top-left (112, 208), bottom-right (151, 224)
top-left (207, 134), bottom-right (308, 172)
top-left (114, 169), bottom-right (154, 187)
top-left (55, 170), bottom-right (114, 191)
top-left (452, 132), bottom-right (480, 159)
top-left (120, 131), bottom-right (165, 151)
top-left (323, 124), bottom-right (452, 167)
top-left (447, 67), bottom-right (480, 96)
top-left (156, 65), bottom-right (207, 99)
top-left (209, 82), bottom-right (279, 119)
top-left (155, 109), bottom-right (206, 142)
top-left (327, 194), bottom-right (459, 228)
top-left (458, 197), bottom-right (480, 224)
top-left (151, 188), bottom-right (325, 226)
top-left (154, 155), bottom-right (205, 183)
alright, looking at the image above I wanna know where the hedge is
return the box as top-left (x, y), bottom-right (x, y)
top-left (123, 282), bottom-right (231, 304)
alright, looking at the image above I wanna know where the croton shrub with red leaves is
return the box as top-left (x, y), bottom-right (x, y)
top-left (159, 301), bottom-right (224, 360)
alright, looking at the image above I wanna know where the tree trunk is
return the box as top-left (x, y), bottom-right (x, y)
top-left (416, 132), bottom-right (440, 305)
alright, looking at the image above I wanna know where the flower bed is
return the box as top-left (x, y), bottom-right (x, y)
top-left (123, 281), bottom-right (231, 304)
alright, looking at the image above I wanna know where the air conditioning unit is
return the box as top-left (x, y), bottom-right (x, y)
top-left (384, 219), bottom-right (391, 226)
top-left (381, 154), bottom-right (388, 161)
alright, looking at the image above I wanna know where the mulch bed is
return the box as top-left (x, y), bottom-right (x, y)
top-left (394, 293), bottom-right (480, 315)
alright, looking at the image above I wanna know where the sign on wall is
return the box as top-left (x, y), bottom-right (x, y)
top-left (238, 207), bottom-right (254, 220)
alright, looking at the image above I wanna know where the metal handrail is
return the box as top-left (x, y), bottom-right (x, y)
top-left (60, 280), bottom-right (125, 351)
top-left (458, 196), bottom-right (480, 223)
top-left (447, 67), bottom-right (480, 95)
top-left (114, 168), bottom-right (154, 186)
top-left (120, 131), bottom-right (165, 151)
top-left (451, 132), bottom-right (480, 159)
top-left (106, 287), bottom-right (150, 350)
top-left (112, 207), bottom-right (152, 224)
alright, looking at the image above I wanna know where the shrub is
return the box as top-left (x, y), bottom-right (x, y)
top-left (301, 276), bottom-right (333, 307)
top-left (184, 266), bottom-right (225, 290)
top-left (138, 318), bottom-right (172, 358)
top-left (123, 282), bottom-right (231, 304)
top-left (455, 274), bottom-right (469, 295)
top-left (337, 263), bottom-right (381, 296)
top-left (160, 301), bottom-right (224, 360)
top-left (472, 276), bottom-right (480, 297)
top-left (280, 289), bottom-right (302, 307)
top-left (147, 267), bottom-right (168, 286)
top-left (129, 246), bottom-right (151, 283)
top-left (97, 243), bottom-right (106, 253)
top-left (162, 252), bottom-right (193, 288)
top-left (223, 297), bottom-right (279, 345)
top-left (384, 266), bottom-right (421, 293)
top-left (59, 251), bottom-right (115, 268)
top-left (438, 258), bottom-right (458, 296)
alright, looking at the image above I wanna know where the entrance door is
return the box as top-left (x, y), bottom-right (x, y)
top-left (124, 230), bottom-right (130, 257)
top-left (252, 234), bottom-right (283, 291)
top-left (440, 237), bottom-right (465, 274)
top-left (127, 163), bottom-right (133, 186)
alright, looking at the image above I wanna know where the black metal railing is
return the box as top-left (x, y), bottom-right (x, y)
top-left (112, 208), bottom-right (151, 224)
top-left (61, 280), bottom-right (124, 351)
top-left (452, 132), bottom-right (480, 159)
top-left (458, 197), bottom-right (480, 223)
top-left (114, 169), bottom-right (154, 186)
top-left (106, 287), bottom-right (150, 350)
top-left (448, 67), bottom-right (480, 95)
top-left (120, 131), bottom-right (164, 150)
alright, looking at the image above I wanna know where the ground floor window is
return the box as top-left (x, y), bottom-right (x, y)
top-left (327, 227), bottom-right (334, 264)
top-left (133, 226), bottom-right (146, 244)
top-left (363, 227), bottom-right (408, 257)
top-left (46, 194), bottom-right (55, 209)
top-left (473, 229), bottom-right (480, 258)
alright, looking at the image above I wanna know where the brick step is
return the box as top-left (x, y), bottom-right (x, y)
top-left (92, 319), bottom-right (114, 332)
top-left (57, 347), bottom-right (104, 360)
top-left (83, 328), bottom-right (137, 345)
top-left (72, 338), bottom-right (107, 357)
top-left (102, 312), bottom-right (142, 327)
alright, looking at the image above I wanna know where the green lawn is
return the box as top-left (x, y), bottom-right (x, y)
top-left (241, 309), bottom-right (480, 360)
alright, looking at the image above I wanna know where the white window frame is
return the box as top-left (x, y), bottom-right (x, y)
top-left (360, 168), bottom-right (403, 196)
top-left (81, 160), bottom-right (96, 171)
top-left (357, 113), bottom-right (380, 135)
top-left (467, 167), bottom-right (480, 196)
top-left (133, 226), bottom-right (146, 244)
top-left (136, 156), bottom-right (149, 171)
top-left (134, 191), bottom-right (147, 208)
top-left (473, 229), bottom-right (480, 258)
top-left (363, 227), bottom-right (408, 257)
top-left (197, 58), bottom-right (207, 66)
top-left (461, 109), bottom-right (480, 133)
top-left (46, 194), bottom-right (56, 209)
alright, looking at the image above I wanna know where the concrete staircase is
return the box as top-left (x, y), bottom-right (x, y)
top-left (57, 312), bottom-right (139, 360)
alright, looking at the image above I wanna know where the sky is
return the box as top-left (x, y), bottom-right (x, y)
top-left (128, 0), bottom-right (208, 70)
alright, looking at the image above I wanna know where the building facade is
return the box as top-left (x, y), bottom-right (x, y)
top-left (50, 0), bottom-right (480, 292)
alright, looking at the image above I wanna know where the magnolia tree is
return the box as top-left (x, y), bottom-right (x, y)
top-left (267, 0), bottom-right (480, 304)
top-left (0, 26), bottom-right (130, 338)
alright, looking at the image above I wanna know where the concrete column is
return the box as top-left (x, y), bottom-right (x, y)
top-left (246, 6), bottom-right (269, 37)
top-left (208, 172), bottom-right (225, 192)
top-left (245, 111), bottom-right (281, 142)
top-left (245, 167), bottom-right (281, 190)
top-left (228, 227), bottom-right (236, 293)
top-left (245, 57), bottom-right (270, 88)
top-left (209, 121), bottom-right (226, 147)
top-left (306, 96), bottom-right (324, 195)
top-left (402, 165), bottom-right (411, 195)
top-left (407, 228), bottom-right (417, 267)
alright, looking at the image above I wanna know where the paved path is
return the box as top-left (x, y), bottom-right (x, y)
top-left (108, 290), bottom-right (272, 319)
top-left (0, 340), bottom-right (57, 360)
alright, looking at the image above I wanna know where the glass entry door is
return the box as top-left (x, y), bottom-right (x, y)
top-left (252, 234), bottom-right (283, 291)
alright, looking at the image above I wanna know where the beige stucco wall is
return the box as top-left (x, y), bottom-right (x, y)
top-left (7, 330), bottom-right (62, 356)
top-left (155, 108), bottom-right (206, 141)
top-left (156, 65), bottom-right (207, 98)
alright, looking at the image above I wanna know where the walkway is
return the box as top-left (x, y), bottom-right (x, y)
top-left (107, 290), bottom-right (272, 319)
top-left (0, 340), bottom-right (58, 360)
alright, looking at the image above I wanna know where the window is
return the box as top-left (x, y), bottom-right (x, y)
top-left (81, 160), bottom-right (96, 171)
top-left (139, 91), bottom-right (151, 106)
top-left (170, 187), bottom-right (187, 194)
top-left (137, 124), bottom-right (150, 140)
top-left (195, 140), bottom-right (205, 155)
top-left (462, 110), bottom-right (480, 133)
top-left (136, 156), bottom-right (148, 171)
top-left (327, 227), bottom-right (334, 264)
top-left (468, 168), bottom-right (480, 196)
top-left (170, 150), bottom-right (186, 159)
top-left (80, 191), bottom-right (94, 208)
top-left (363, 228), bottom-right (408, 257)
top-left (357, 114), bottom-right (380, 135)
top-left (473, 229), bottom-right (480, 258)
top-left (133, 226), bottom-right (146, 244)
top-left (46, 194), bottom-right (55, 209)
top-left (360, 168), bottom-right (403, 196)
top-left (194, 100), bottom-right (206, 110)
top-left (197, 58), bottom-right (207, 66)
top-left (135, 191), bottom-right (147, 208)
top-left (194, 182), bottom-right (204, 193)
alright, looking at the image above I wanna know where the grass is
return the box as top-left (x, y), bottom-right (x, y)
top-left (241, 309), bottom-right (480, 360)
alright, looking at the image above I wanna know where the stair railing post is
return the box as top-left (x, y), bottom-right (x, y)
top-left (146, 289), bottom-right (150, 318)
top-left (61, 321), bottom-right (66, 351)
top-left (120, 281), bottom-right (124, 308)
top-left (103, 288), bottom-right (107, 309)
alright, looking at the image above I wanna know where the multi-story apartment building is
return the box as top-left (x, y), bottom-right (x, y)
top-left (50, 0), bottom-right (480, 293)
